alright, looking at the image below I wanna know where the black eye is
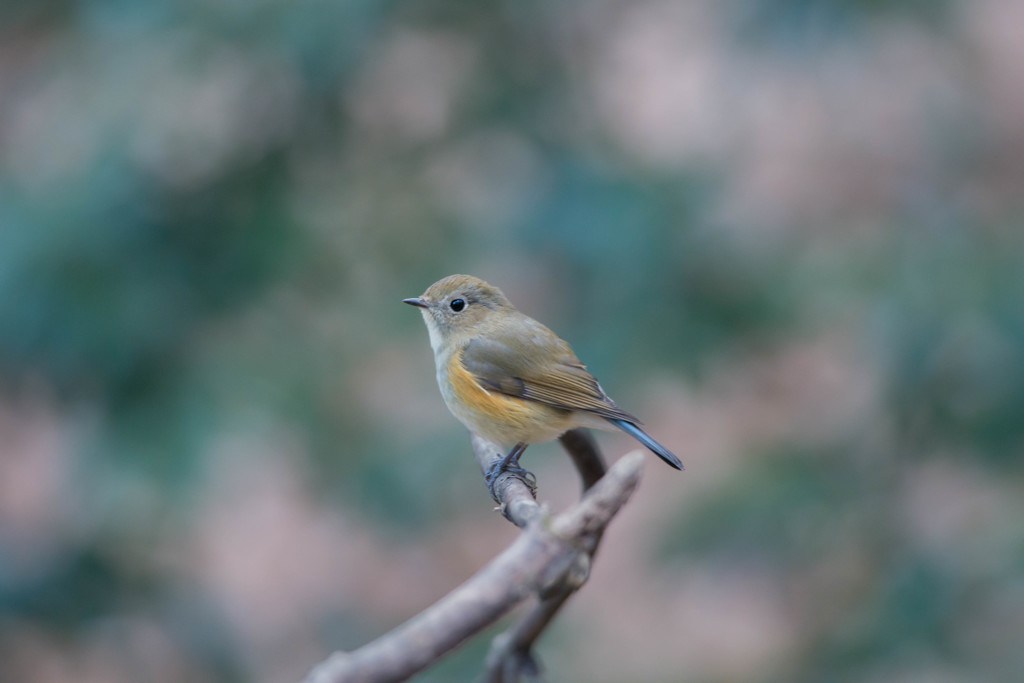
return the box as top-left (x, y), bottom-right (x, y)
top-left (449, 298), bottom-right (466, 312)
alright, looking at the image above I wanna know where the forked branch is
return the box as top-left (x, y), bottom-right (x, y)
top-left (303, 430), bottom-right (641, 683)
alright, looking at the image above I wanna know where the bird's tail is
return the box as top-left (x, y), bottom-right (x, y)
top-left (608, 419), bottom-right (684, 470)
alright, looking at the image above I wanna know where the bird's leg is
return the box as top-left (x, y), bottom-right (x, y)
top-left (485, 442), bottom-right (536, 500)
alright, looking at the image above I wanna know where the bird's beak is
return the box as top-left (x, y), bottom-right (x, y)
top-left (402, 297), bottom-right (429, 309)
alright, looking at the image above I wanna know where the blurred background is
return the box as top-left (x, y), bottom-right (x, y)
top-left (1, 0), bottom-right (1023, 681)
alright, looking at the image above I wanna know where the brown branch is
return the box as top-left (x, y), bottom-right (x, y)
top-left (303, 434), bottom-right (642, 683)
top-left (479, 430), bottom-right (608, 682)
top-left (559, 428), bottom-right (607, 491)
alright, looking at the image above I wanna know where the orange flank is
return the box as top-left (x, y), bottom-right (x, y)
top-left (447, 347), bottom-right (563, 443)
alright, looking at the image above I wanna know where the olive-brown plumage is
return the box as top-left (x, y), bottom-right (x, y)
top-left (404, 275), bottom-right (682, 496)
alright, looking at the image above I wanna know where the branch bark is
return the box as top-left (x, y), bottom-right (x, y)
top-left (479, 430), bottom-right (608, 683)
top-left (303, 431), bottom-right (641, 683)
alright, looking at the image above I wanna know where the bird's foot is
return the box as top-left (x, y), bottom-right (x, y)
top-left (485, 459), bottom-right (537, 501)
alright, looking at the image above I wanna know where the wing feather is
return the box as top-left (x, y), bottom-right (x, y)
top-left (460, 328), bottom-right (639, 423)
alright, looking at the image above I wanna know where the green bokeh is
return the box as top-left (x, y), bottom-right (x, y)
top-left (1, 0), bottom-right (1021, 680)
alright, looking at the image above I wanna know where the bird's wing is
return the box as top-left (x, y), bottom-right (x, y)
top-left (459, 322), bottom-right (639, 423)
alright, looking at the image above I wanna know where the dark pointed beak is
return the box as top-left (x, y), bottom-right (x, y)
top-left (402, 297), bottom-right (429, 309)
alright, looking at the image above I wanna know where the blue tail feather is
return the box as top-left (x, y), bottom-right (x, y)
top-left (608, 419), bottom-right (684, 470)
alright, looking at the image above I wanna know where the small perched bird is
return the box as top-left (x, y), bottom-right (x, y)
top-left (404, 274), bottom-right (683, 498)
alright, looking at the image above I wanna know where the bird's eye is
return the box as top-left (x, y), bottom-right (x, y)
top-left (449, 298), bottom-right (466, 312)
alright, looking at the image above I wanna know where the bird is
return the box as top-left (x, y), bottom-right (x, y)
top-left (403, 274), bottom-right (683, 498)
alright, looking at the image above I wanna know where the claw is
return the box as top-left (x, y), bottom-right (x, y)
top-left (485, 442), bottom-right (535, 500)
